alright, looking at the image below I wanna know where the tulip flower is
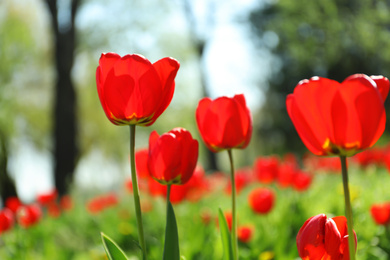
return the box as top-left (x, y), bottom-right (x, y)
top-left (254, 156), bottom-right (279, 184)
top-left (288, 74), bottom-right (388, 260)
top-left (0, 208), bottom-right (14, 234)
top-left (148, 128), bottom-right (199, 185)
top-left (196, 94), bottom-right (252, 153)
top-left (297, 214), bottom-right (357, 260)
top-left (248, 187), bottom-right (275, 215)
top-left (196, 94), bottom-right (252, 260)
top-left (286, 74), bottom-right (389, 157)
top-left (370, 202), bottom-right (390, 226)
top-left (96, 52), bottom-right (180, 126)
top-left (238, 225), bottom-right (254, 243)
top-left (96, 52), bottom-right (181, 259)
top-left (5, 196), bottom-right (22, 214)
top-left (17, 204), bottom-right (42, 228)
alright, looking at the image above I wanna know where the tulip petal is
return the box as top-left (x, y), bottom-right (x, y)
top-left (149, 57), bottom-right (180, 126)
top-left (296, 214), bottom-right (327, 259)
top-left (286, 94), bottom-right (325, 155)
top-left (371, 75), bottom-right (390, 102)
top-left (324, 218), bottom-right (342, 258)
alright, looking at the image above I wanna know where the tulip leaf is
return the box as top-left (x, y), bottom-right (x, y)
top-left (101, 232), bottom-right (129, 260)
top-left (218, 208), bottom-right (234, 260)
top-left (163, 201), bottom-right (180, 260)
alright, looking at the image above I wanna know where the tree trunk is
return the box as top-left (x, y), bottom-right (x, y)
top-left (0, 131), bottom-right (17, 206)
top-left (46, 0), bottom-right (80, 197)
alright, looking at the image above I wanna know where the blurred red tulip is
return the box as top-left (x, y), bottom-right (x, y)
top-left (5, 196), bottom-right (22, 214)
top-left (370, 202), bottom-right (390, 225)
top-left (196, 94), bottom-right (252, 152)
top-left (238, 225), bottom-right (254, 243)
top-left (86, 193), bottom-right (118, 214)
top-left (96, 52), bottom-right (180, 126)
top-left (148, 128), bottom-right (198, 185)
top-left (17, 204), bottom-right (42, 228)
top-left (297, 214), bottom-right (357, 260)
top-left (248, 187), bottom-right (275, 215)
top-left (277, 163), bottom-right (296, 188)
top-left (287, 74), bottom-right (389, 156)
top-left (0, 208), bottom-right (14, 234)
top-left (254, 156), bottom-right (279, 184)
top-left (37, 189), bottom-right (58, 206)
top-left (135, 149), bottom-right (150, 179)
top-left (293, 171), bottom-right (313, 192)
top-left (225, 167), bottom-right (254, 194)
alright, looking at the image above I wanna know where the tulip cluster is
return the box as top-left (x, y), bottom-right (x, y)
top-left (86, 193), bottom-right (119, 215)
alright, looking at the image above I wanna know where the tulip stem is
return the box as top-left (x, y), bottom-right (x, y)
top-left (227, 149), bottom-right (238, 260)
top-left (340, 155), bottom-right (356, 260)
top-left (129, 125), bottom-right (147, 260)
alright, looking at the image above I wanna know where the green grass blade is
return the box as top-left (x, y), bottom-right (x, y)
top-left (101, 232), bottom-right (129, 260)
top-left (218, 208), bottom-right (234, 260)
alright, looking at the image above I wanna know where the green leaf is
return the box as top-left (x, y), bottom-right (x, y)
top-left (163, 201), bottom-right (180, 260)
top-left (101, 232), bottom-right (129, 260)
top-left (218, 208), bottom-right (234, 260)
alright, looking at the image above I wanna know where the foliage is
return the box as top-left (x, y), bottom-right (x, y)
top-left (248, 0), bottom-right (390, 155)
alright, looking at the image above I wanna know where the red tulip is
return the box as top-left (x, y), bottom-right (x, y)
top-left (370, 202), bottom-right (390, 225)
top-left (297, 214), bottom-right (357, 260)
top-left (254, 156), bottom-right (279, 184)
top-left (196, 94), bottom-right (252, 152)
top-left (96, 53), bottom-right (180, 126)
top-left (287, 74), bottom-right (389, 156)
top-left (37, 189), bottom-right (58, 206)
top-left (148, 128), bottom-right (199, 185)
top-left (238, 225), bottom-right (254, 243)
top-left (0, 208), bottom-right (14, 234)
top-left (5, 196), bottom-right (22, 214)
top-left (248, 187), bottom-right (275, 215)
top-left (135, 149), bottom-right (150, 179)
top-left (293, 171), bottom-right (312, 192)
top-left (17, 204), bottom-right (42, 228)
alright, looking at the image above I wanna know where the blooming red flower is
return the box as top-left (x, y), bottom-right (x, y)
top-left (293, 171), bottom-right (312, 192)
top-left (196, 94), bottom-right (252, 152)
top-left (287, 74), bottom-right (389, 156)
top-left (96, 53), bottom-right (180, 126)
top-left (17, 204), bottom-right (42, 228)
top-left (148, 127), bottom-right (199, 185)
top-left (254, 156), bottom-right (279, 184)
top-left (37, 189), bottom-right (58, 206)
top-left (135, 149), bottom-right (150, 179)
top-left (5, 196), bottom-right (22, 214)
top-left (248, 187), bottom-right (275, 215)
top-left (238, 225), bottom-right (254, 243)
top-left (0, 208), bottom-right (14, 234)
top-left (370, 202), bottom-right (390, 225)
top-left (297, 214), bottom-right (357, 260)
top-left (225, 167), bottom-right (254, 194)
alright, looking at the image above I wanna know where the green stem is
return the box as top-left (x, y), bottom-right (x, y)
top-left (129, 125), bottom-right (147, 260)
top-left (228, 149), bottom-right (238, 260)
top-left (166, 184), bottom-right (171, 213)
top-left (340, 155), bottom-right (356, 260)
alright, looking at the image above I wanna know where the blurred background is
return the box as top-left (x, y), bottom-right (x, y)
top-left (1, 0), bottom-right (390, 204)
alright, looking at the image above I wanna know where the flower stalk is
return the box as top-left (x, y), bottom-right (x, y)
top-left (340, 155), bottom-right (356, 260)
top-left (228, 149), bottom-right (238, 260)
top-left (129, 125), bottom-right (147, 260)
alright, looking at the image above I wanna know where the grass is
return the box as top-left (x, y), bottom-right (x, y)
top-left (1, 160), bottom-right (390, 259)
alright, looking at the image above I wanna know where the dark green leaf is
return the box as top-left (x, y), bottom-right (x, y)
top-left (163, 201), bottom-right (180, 260)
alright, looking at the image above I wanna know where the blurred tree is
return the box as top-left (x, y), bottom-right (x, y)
top-left (45, 0), bottom-right (81, 197)
top-left (248, 0), bottom-right (390, 155)
top-left (183, 0), bottom-right (218, 171)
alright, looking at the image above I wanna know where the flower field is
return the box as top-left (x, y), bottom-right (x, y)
top-left (1, 149), bottom-right (390, 259)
